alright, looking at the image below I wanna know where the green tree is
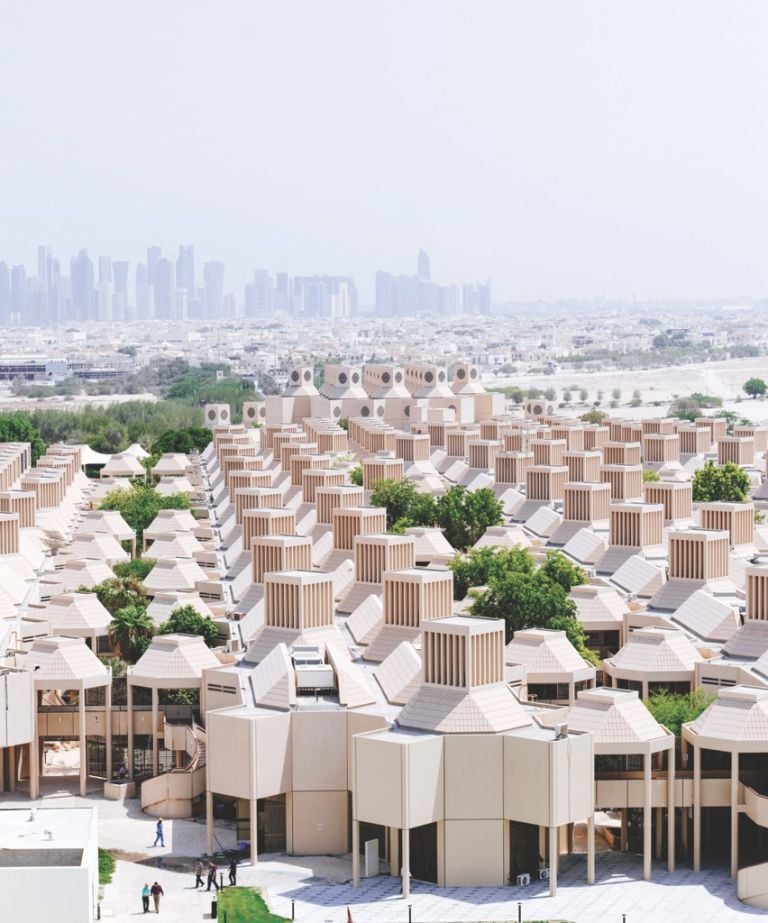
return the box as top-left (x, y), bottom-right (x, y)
top-left (152, 427), bottom-right (212, 454)
top-left (449, 545), bottom-right (535, 601)
top-left (108, 604), bottom-right (155, 663)
top-left (470, 570), bottom-right (595, 662)
top-left (669, 397), bottom-right (700, 422)
top-left (0, 411), bottom-right (47, 463)
top-left (158, 605), bottom-right (219, 648)
top-left (369, 478), bottom-right (437, 531)
top-left (113, 558), bottom-right (156, 581)
top-left (692, 460), bottom-right (750, 503)
top-left (642, 468), bottom-right (661, 482)
top-left (348, 466), bottom-right (363, 487)
top-left (644, 689), bottom-right (714, 736)
top-left (543, 386), bottom-right (556, 401)
top-left (99, 483), bottom-right (190, 545)
top-left (563, 390), bottom-right (572, 403)
top-left (743, 377), bottom-right (767, 399)
top-left (538, 551), bottom-right (587, 592)
top-left (578, 388), bottom-right (588, 402)
top-left (89, 576), bottom-right (148, 617)
top-left (435, 486), bottom-right (503, 551)
top-left (611, 388), bottom-right (622, 401)
top-left (457, 546), bottom-right (597, 664)
top-left (579, 409), bottom-right (607, 425)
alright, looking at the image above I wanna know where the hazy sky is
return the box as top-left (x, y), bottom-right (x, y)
top-left (1, 1), bottom-right (767, 303)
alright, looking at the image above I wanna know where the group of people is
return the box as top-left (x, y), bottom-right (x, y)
top-left (141, 857), bottom-right (238, 913)
top-left (194, 858), bottom-right (238, 889)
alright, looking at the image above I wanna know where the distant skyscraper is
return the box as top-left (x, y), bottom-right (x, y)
top-left (375, 271), bottom-right (392, 315)
top-left (10, 264), bottom-right (26, 324)
top-left (417, 248), bottom-right (431, 281)
top-left (146, 245), bottom-right (162, 286)
top-left (112, 261), bottom-right (129, 295)
top-left (251, 270), bottom-right (273, 314)
top-left (0, 261), bottom-right (10, 324)
top-left (112, 260), bottom-right (129, 322)
top-left (153, 257), bottom-right (175, 319)
top-left (37, 246), bottom-right (54, 292)
top-left (274, 272), bottom-right (289, 312)
top-left (70, 249), bottom-right (95, 320)
top-left (98, 255), bottom-right (112, 284)
top-left (203, 261), bottom-right (225, 318)
top-left (176, 245), bottom-right (195, 293)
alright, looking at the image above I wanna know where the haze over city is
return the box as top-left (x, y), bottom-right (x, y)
top-left (6, 5), bottom-right (768, 923)
top-left (2, 1), bottom-right (768, 302)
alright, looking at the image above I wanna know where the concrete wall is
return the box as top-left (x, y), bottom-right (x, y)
top-left (0, 670), bottom-right (34, 746)
top-left (0, 866), bottom-right (93, 923)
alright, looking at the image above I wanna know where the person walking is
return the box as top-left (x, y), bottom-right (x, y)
top-left (150, 881), bottom-right (164, 913)
top-left (194, 859), bottom-right (205, 888)
top-left (206, 860), bottom-right (219, 891)
top-left (141, 883), bottom-right (150, 913)
top-left (228, 858), bottom-right (237, 886)
top-left (153, 818), bottom-right (164, 847)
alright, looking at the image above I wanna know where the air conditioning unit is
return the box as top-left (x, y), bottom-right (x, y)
top-left (516, 873), bottom-right (531, 887)
top-left (538, 868), bottom-right (550, 880)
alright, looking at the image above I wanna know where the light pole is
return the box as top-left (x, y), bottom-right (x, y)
top-left (518, 901), bottom-right (522, 922)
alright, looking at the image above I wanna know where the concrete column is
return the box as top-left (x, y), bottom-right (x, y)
top-left (621, 809), bottom-right (628, 852)
top-left (566, 822), bottom-right (574, 854)
top-left (352, 819), bottom-right (360, 887)
top-left (31, 688), bottom-right (40, 799)
top-left (151, 687), bottom-right (159, 778)
top-left (667, 745), bottom-right (676, 872)
top-left (655, 808), bottom-right (663, 859)
top-left (9, 745), bottom-right (16, 792)
top-left (549, 825), bottom-right (558, 897)
top-left (643, 751), bottom-right (652, 881)
top-left (29, 739), bottom-right (39, 801)
top-left (285, 792), bottom-right (293, 854)
top-left (693, 744), bottom-right (701, 872)
top-left (79, 691), bottom-right (87, 797)
top-left (105, 678), bottom-right (113, 782)
top-left (731, 751), bottom-right (739, 879)
top-left (249, 798), bottom-right (258, 866)
top-left (206, 789), bottom-right (214, 855)
top-left (0, 746), bottom-right (4, 793)
top-left (642, 681), bottom-right (648, 700)
top-left (402, 828), bottom-right (410, 899)
top-left (127, 683), bottom-right (134, 779)
top-left (587, 815), bottom-right (595, 885)
top-left (389, 827), bottom-right (399, 878)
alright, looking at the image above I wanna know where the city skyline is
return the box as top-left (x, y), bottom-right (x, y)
top-left (0, 243), bottom-right (491, 323)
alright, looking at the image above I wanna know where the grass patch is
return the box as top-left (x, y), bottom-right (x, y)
top-left (217, 887), bottom-right (289, 923)
top-left (98, 848), bottom-right (115, 885)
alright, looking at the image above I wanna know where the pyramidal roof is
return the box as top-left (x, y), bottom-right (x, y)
top-left (607, 627), bottom-right (703, 673)
top-left (66, 531), bottom-right (129, 563)
top-left (23, 636), bottom-right (109, 687)
top-left (58, 558), bottom-right (115, 591)
top-left (570, 584), bottom-right (626, 626)
top-left (670, 589), bottom-right (739, 642)
top-left (473, 525), bottom-right (531, 551)
top-left (505, 629), bottom-right (594, 677)
top-left (250, 643), bottom-right (296, 710)
top-left (375, 640), bottom-right (423, 705)
top-left (40, 593), bottom-right (112, 633)
top-left (723, 620), bottom-right (768, 660)
top-left (130, 634), bottom-right (220, 685)
top-left (397, 682), bottom-right (531, 734)
top-left (143, 558), bottom-right (209, 593)
top-left (567, 688), bottom-right (668, 744)
top-left (326, 643), bottom-right (377, 708)
top-left (686, 685), bottom-right (768, 742)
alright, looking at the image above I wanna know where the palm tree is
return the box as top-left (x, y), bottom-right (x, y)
top-left (108, 604), bottom-right (155, 663)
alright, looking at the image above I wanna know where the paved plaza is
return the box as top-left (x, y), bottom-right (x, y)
top-left (0, 783), bottom-right (764, 923)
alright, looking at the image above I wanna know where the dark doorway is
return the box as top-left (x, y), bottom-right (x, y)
top-left (409, 822), bottom-right (438, 884)
top-left (510, 821), bottom-right (540, 879)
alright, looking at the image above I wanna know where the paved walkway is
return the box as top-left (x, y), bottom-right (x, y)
top-left (1, 786), bottom-right (763, 922)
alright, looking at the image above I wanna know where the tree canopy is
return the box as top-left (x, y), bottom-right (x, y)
top-left (368, 479), bottom-right (502, 550)
top-left (743, 377), bottom-right (767, 399)
top-left (0, 411), bottom-right (47, 463)
top-left (451, 546), bottom-right (596, 663)
top-left (158, 605), bottom-right (219, 648)
top-left (691, 460), bottom-right (750, 503)
top-left (644, 689), bottom-right (714, 736)
top-left (107, 603), bottom-right (155, 663)
top-left (99, 483), bottom-right (190, 545)
top-left (152, 427), bottom-right (212, 455)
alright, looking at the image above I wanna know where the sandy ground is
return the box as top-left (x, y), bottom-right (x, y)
top-left (490, 355), bottom-right (768, 423)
